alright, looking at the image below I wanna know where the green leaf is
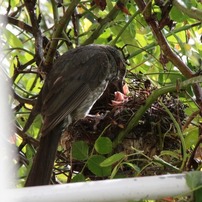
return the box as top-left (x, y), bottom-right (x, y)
top-left (160, 150), bottom-right (180, 159)
top-left (184, 127), bottom-right (198, 149)
top-left (25, 75), bottom-right (42, 94)
top-left (186, 171), bottom-right (202, 202)
top-left (186, 171), bottom-right (202, 190)
top-left (95, 137), bottom-right (112, 154)
top-left (72, 173), bottom-right (86, 183)
top-left (170, 6), bottom-right (187, 22)
top-left (194, 188), bottom-right (202, 202)
top-left (3, 29), bottom-right (23, 48)
top-left (100, 153), bottom-right (125, 167)
top-left (72, 141), bottom-right (89, 161)
top-left (87, 155), bottom-right (111, 177)
top-left (110, 162), bottom-right (140, 179)
top-left (182, 0), bottom-right (194, 8)
top-left (122, 162), bottom-right (141, 173)
top-left (10, 0), bottom-right (20, 7)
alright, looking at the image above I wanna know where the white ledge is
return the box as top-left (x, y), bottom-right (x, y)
top-left (6, 173), bottom-right (191, 202)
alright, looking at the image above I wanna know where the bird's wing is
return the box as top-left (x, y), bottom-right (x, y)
top-left (41, 47), bottom-right (112, 135)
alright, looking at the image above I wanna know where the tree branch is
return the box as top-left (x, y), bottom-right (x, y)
top-left (24, 0), bottom-right (44, 69)
top-left (134, 0), bottom-right (202, 105)
top-left (173, 0), bottom-right (202, 22)
top-left (0, 15), bottom-right (33, 34)
top-left (82, 0), bottom-right (128, 45)
top-left (113, 75), bottom-right (202, 147)
top-left (44, 0), bottom-right (80, 72)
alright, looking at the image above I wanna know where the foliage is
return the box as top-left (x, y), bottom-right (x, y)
top-left (1, 0), bottom-right (202, 201)
top-left (186, 171), bottom-right (202, 202)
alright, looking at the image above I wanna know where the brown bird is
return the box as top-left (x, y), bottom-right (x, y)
top-left (24, 44), bottom-right (126, 186)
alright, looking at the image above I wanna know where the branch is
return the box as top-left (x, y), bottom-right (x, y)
top-left (44, 0), bottom-right (80, 71)
top-left (134, 0), bottom-right (202, 106)
top-left (129, 22), bottom-right (201, 59)
top-left (113, 75), bottom-right (202, 147)
top-left (0, 15), bottom-right (33, 34)
top-left (24, 0), bottom-right (44, 68)
top-left (13, 91), bottom-right (36, 105)
top-left (16, 126), bottom-right (39, 148)
top-left (135, 0), bottom-right (194, 77)
top-left (111, 11), bottom-right (140, 45)
top-left (82, 0), bottom-right (128, 45)
top-left (173, 0), bottom-right (202, 22)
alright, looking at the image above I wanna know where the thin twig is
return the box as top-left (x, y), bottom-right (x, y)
top-left (0, 15), bottom-right (33, 34)
top-left (44, 0), bottom-right (80, 71)
top-left (173, 0), bottom-right (202, 22)
top-left (82, 0), bottom-right (128, 45)
top-left (24, 0), bottom-right (44, 68)
top-left (134, 0), bottom-right (202, 107)
top-left (113, 75), bottom-right (202, 148)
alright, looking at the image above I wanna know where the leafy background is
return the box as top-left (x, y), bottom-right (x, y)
top-left (0, 0), bottom-right (202, 201)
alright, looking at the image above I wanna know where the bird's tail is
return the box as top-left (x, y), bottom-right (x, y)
top-left (25, 124), bottom-right (62, 186)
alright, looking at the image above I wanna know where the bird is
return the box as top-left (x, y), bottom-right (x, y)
top-left (23, 44), bottom-right (126, 186)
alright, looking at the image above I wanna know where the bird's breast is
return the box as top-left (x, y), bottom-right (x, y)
top-left (71, 79), bottom-right (109, 121)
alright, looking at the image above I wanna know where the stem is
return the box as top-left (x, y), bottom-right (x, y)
top-left (45, 0), bottom-right (80, 69)
top-left (172, 0), bottom-right (202, 22)
top-left (160, 102), bottom-right (187, 171)
top-left (113, 75), bottom-right (202, 148)
top-left (134, 0), bottom-right (202, 113)
top-left (24, 0), bottom-right (44, 67)
top-left (129, 22), bottom-right (201, 59)
top-left (82, 0), bottom-right (128, 45)
top-left (110, 10), bottom-right (140, 46)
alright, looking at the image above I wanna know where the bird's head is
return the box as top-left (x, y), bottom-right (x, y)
top-left (103, 45), bottom-right (127, 93)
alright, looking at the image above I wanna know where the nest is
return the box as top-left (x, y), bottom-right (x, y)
top-left (60, 74), bottom-right (187, 178)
